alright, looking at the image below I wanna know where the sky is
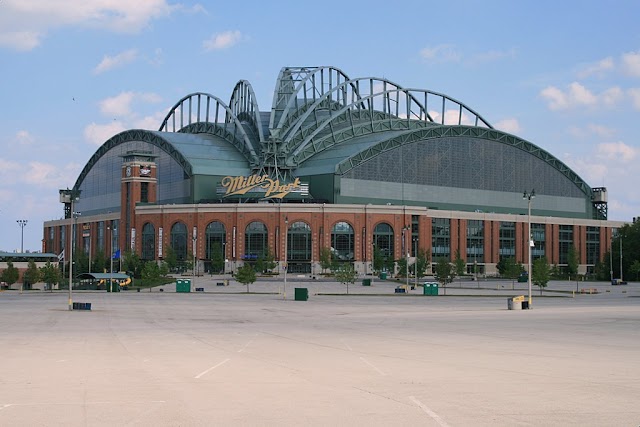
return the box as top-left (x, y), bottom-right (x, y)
top-left (1, 0), bottom-right (639, 253)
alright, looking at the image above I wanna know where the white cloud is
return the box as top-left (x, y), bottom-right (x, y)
top-left (628, 88), bottom-right (640, 110)
top-left (84, 122), bottom-right (127, 146)
top-left (0, 31), bottom-right (42, 51)
top-left (596, 141), bottom-right (637, 163)
top-left (494, 118), bottom-right (521, 134)
top-left (428, 109), bottom-right (474, 125)
top-left (577, 57), bottom-right (614, 78)
top-left (0, 1), bottom-right (177, 50)
top-left (587, 124), bottom-right (616, 139)
top-left (419, 44), bottom-right (461, 63)
top-left (203, 30), bottom-right (243, 51)
top-left (93, 49), bottom-right (138, 74)
top-left (98, 91), bottom-right (162, 117)
top-left (621, 50), bottom-right (640, 77)
top-left (15, 130), bottom-right (35, 145)
top-left (540, 82), bottom-right (623, 110)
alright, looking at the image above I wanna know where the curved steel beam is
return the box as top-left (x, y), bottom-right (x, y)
top-left (229, 80), bottom-right (265, 143)
top-left (158, 92), bottom-right (258, 162)
top-left (333, 126), bottom-right (590, 196)
top-left (269, 66), bottom-right (360, 136)
top-left (280, 78), bottom-right (434, 152)
top-left (290, 114), bottom-right (434, 165)
top-left (73, 129), bottom-right (194, 190)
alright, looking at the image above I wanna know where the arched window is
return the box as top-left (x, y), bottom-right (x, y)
top-left (331, 221), bottom-right (354, 261)
top-left (205, 221), bottom-right (226, 273)
top-left (373, 222), bottom-right (394, 259)
top-left (170, 222), bottom-right (188, 261)
top-left (205, 221), bottom-right (226, 259)
top-left (288, 221), bottom-right (311, 273)
top-left (244, 221), bottom-right (267, 261)
top-left (141, 222), bottom-right (155, 260)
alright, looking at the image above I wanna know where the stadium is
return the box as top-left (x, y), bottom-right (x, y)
top-left (44, 66), bottom-right (624, 277)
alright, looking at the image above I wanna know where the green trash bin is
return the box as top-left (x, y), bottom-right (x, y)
top-left (176, 279), bottom-right (191, 293)
top-left (379, 272), bottom-right (387, 280)
top-left (362, 279), bottom-right (371, 286)
top-left (294, 288), bottom-right (309, 301)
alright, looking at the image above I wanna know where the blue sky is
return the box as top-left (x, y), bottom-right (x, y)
top-left (1, 0), bottom-right (639, 252)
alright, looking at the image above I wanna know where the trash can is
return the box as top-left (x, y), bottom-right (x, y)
top-left (522, 300), bottom-right (530, 310)
top-left (379, 272), bottom-right (387, 280)
top-left (508, 295), bottom-right (525, 310)
top-left (294, 288), bottom-right (309, 301)
top-left (362, 279), bottom-right (371, 286)
top-left (176, 279), bottom-right (191, 293)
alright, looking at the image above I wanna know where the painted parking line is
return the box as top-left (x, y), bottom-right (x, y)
top-left (195, 358), bottom-right (230, 379)
top-left (409, 396), bottom-right (450, 427)
top-left (359, 356), bottom-right (386, 376)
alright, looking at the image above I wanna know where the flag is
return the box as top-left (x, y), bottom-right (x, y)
top-left (112, 249), bottom-right (121, 260)
top-left (58, 249), bottom-right (65, 262)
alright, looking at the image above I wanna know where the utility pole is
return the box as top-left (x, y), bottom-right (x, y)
top-left (17, 219), bottom-right (28, 252)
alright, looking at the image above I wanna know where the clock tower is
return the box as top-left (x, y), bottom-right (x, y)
top-left (120, 151), bottom-right (158, 253)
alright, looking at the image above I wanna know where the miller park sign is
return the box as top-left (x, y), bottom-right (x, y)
top-left (219, 174), bottom-right (307, 199)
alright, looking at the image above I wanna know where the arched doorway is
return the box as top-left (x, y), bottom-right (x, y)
top-left (287, 221), bottom-right (311, 273)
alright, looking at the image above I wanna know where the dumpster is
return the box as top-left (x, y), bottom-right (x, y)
top-left (379, 272), bottom-right (387, 280)
top-left (362, 279), bottom-right (371, 286)
top-left (176, 279), bottom-right (191, 293)
top-left (294, 288), bottom-right (309, 301)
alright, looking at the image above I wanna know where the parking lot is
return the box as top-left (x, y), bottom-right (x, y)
top-left (1, 278), bottom-right (639, 426)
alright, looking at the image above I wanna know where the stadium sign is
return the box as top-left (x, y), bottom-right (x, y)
top-left (221, 174), bottom-right (303, 199)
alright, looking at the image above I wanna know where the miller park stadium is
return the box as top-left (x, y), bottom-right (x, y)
top-left (43, 65), bottom-right (625, 277)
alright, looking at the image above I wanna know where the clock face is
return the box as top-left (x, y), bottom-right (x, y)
top-left (125, 166), bottom-right (132, 177)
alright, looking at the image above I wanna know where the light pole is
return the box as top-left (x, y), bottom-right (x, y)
top-left (523, 190), bottom-right (535, 308)
top-left (403, 226), bottom-right (410, 289)
top-left (283, 216), bottom-right (288, 300)
top-left (108, 225), bottom-right (115, 292)
top-left (60, 189), bottom-right (81, 311)
top-left (192, 234), bottom-right (197, 290)
top-left (16, 220), bottom-right (28, 252)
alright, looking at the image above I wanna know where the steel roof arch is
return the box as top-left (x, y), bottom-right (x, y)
top-left (73, 129), bottom-right (194, 191)
top-left (229, 80), bottom-right (265, 143)
top-left (269, 66), bottom-right (360, 136)
top-left (158, 92), bottom-right (258, 162)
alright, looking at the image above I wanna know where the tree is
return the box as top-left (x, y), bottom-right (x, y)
top-left (40, 261), bottom-right (61, 291)
top-left (499, 257), bottom-right (522, 289)
top-left (210, 244), bottom-right (225, 274)
top-left (372, 246), bottom-right (384, 274)
top-left (610, 221), bottom-right (640, 280)
top-left (1, 261), bottom-right (19, 288)
top-left (142, 261), bottom-right (161, 281)
top-left (263, 249), bottom-right (276, 273)
top-left (532, 256), bottom-right (551, 295)
top-left (123, 250), bottom-right (143, 278)
top-left (567, 244), bottom-right (579, 280)
top-left (235, 263), bottom-right (256, 292)
top-left (334, 263), bottom-right (358, 294)
top-left (434, 257), bottom-right (455, 295)
top-left (630, 260), bottom-right (640, 281)
top-left (414, 248), bottom-right (430, 279)
top-left (92, 249), bottom-right (107, 273)
top-left (74, 248), bottom-right (89, 275)
top-left (22, 260), bottom-right (41, 289)
top-left (164, 246), bottom-right (178, 273)
top-left (159, 261), bottom-right (169, 277)
top-left (453, 249), bottom-right (466, 279)
top-left (319, 247), bottom-right (332, 273)
top-left (396, 257), bottom-right (408, 278)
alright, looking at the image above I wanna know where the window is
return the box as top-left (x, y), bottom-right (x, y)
top-left (244, 221), bottom-right (267, 260)
top-left (205, 221), bottom-right (226, 260)
top-left (499, 222), bottom-right (515, 259)
top-left (170, 222), bottom-right (188, 261)
top-left (331, 221), bottom-right (354, 261)
top-left (373, 223), bottom-right (394, 261)
top-left (466, 220), bottom-right (484, 263)
top-left (141, 222), bottom-right (155, 260)
top-left (432, 218), bottom-right (450, 261)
